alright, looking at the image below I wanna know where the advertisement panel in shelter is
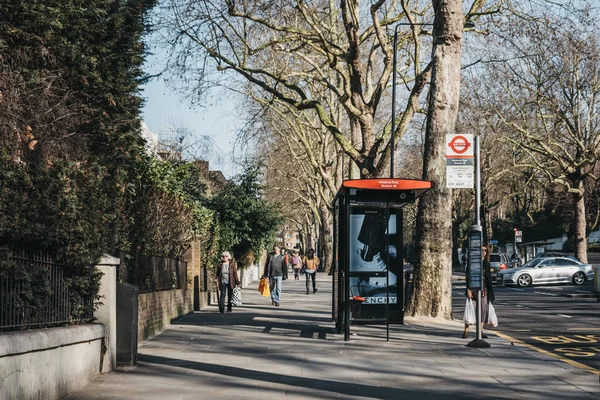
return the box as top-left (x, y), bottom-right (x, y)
top-left (349, 209), bottom-right (398, 305)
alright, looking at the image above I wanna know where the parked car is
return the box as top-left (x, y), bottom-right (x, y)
top-left (489, 252), bottom-right (511, 283)
top-left (532, 252), bottom-right (578, 261)
top-left (498, 257), bottom-right (593, 287)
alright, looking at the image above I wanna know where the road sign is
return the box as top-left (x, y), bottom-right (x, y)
top-left (446, 135), bottom-right (474, 157)
top-left (490, 239), bottom-right (498, 245)
top-left (446, 134), bottom-right (474, 188)
top-left (515, 230), bottom-right (522, 243)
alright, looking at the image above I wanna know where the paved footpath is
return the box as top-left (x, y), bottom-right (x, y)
top-left (66, 274), bottom-right (600, 400)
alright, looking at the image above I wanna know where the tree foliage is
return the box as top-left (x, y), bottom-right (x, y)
top-left (0, 0), bottom-right (157, 262)
top-left (0, 0), bottom-right (156, 317)
top-left (209, 162), bottom-right (283, 266)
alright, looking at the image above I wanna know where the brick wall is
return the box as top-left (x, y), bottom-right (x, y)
top-left (137, 289), bottom-right (192, 342)
top-left (183, 239), bottom-right (213, 311)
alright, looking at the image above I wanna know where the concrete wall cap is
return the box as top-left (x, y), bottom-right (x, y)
top-left (0, 323), bottom-right (105, 357)
top-left (97, 255), bottom-right (120, 266)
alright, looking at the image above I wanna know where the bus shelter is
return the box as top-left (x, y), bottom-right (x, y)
top-left (331, 178), bottom-right (434, 341)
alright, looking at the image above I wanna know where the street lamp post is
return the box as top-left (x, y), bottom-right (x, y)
top-left (389, 20), bottom-right (474, 178)
top-left (389, 22), bottom-right (431, 178)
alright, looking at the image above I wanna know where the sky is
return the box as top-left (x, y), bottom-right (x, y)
top-left (140, 58), bottom-right (243, 179)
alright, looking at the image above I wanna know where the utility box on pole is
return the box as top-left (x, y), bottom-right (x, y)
top-left (467, 225), bottom-right (483, 291)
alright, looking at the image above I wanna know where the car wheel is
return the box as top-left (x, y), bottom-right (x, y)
top-left (572, 271), bottom-right (586, 285)
top-left (517, 274), bottom-right (532, 287)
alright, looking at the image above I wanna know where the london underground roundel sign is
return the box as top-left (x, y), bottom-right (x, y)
top-left (446, 134), bottom-right (473, 157)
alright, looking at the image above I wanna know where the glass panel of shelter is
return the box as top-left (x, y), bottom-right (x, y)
top-left (348, 204), bottom-right (403, 324)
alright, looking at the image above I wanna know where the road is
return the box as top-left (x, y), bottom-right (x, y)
top-left (452, 279), bottom-right (600, 375)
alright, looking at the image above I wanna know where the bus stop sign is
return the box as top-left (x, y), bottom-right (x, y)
top-left (467, 225), bottom-right (483, 290)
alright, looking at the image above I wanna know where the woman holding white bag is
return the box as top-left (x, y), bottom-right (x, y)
top-left (216, 251), bottom-right (241, 313)
top-left (462, 244), bottom-right (496, 339)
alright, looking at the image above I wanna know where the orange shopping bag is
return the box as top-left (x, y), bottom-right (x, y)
top-left (258, 277), bottom-right (270, 297)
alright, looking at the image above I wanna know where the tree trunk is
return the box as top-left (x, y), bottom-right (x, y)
top-left (406, 0), bottom-right (464, 318)
top-left (451, 219), bottom-right (462, 271)
top-left (573, 181), bottom-right (588, 263)
top-left (319, 202), bottom-right (333, 273)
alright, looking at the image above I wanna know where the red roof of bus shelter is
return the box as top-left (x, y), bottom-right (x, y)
top-left (332, 178), bottom-right (435, 204)
top-left (341, 178), bottom-right (434, 190)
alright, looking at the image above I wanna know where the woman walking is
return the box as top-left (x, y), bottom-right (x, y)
top-left (291, 250), bottom-right (302, 280)
top-left (302, 248), bottom-right (320, 295)
top-left (462, 244), bottom-right (495, 338)
top-left (216, 251), bottom-right (240, 313)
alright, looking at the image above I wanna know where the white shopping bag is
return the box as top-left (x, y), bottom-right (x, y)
top-left (487, 302), bottom-right (498, 327)
top-left (463, 298), bottom-right (476, 325)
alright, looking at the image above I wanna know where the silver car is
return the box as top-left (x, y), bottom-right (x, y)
top-left (489, 252), bottom-right (511, 283)
top-left (498, 257), bottom-right (593, 287)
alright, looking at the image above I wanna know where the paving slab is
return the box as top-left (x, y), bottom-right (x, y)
top-left (65, 274), bottom-right (600, 400)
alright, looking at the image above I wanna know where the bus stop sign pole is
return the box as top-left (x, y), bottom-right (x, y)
top-left (467, 136), bottom-right (490, 348)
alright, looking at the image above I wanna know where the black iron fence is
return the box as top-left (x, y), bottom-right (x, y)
top-left (118, 252), bottom-right (187, 293)
top-left (0, 248), bottom-right (95, 332)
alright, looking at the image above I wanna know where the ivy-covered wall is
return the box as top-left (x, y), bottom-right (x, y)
top-left (0, 2), bottom-right (283, 324)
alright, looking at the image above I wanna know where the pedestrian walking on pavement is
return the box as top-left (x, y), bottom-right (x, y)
top-left (263, 245), bottom-right (288, 306)
top-left (291, 249), bottom-right (302, 280)
top-left (302, 248), bottom-right (320, 295)
top-left (462, 244), bottom-right (495, 338)
top-left (216, 251), bottom-right (240, 313)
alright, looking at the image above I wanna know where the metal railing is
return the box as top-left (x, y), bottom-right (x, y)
top-left (118, 252), bottom-right (187, 293)
top-left (0, 248), bottom-right (95, 332)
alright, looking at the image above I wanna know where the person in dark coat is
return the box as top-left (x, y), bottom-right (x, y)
top-left (462, 244), bottom-right (495, 338)
top-left (216, 251), bottom-right (240, 313)
top-left (263, 245), bottom-right (288, 306)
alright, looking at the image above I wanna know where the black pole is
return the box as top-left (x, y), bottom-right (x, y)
top-left (390, 21), bottom-right (471, 178)
top-left (386, 203), bottom-right (390, 342)
top-left (390, 26), bottom-right (399, 179)
top-left (344, 190), bottom-right (351, 341)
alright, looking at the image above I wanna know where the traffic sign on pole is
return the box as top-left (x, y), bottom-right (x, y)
top-left (446, 134), bottom-right (474, 188)
top-left (515, 230), bottom-right (522, 243)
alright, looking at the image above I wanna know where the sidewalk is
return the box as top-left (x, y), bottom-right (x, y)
top-left (66, 275), bottom-right (599, 400)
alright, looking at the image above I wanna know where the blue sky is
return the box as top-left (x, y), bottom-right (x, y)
top-left (140, 63), bottom-right (243, 179)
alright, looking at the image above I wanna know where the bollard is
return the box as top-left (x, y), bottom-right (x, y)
top-left (593, 266), bottom-right (600, 293)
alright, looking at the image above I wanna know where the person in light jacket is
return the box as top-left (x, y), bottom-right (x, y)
top-left (216, 251), bottom-right (240, 313)
top-left (302, 248), bottom-right (320, 295)
top-left (291, 249), bottom-right (303, 280)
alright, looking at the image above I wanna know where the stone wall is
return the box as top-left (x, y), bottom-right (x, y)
top-left (241, 264), bottom-right (260, 287)
top-left (0, 324), bottom-right (105, 400)
top-left (137, 288), bottom-right (193, 342)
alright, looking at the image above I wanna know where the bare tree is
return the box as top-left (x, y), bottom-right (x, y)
top-left (252, 97), bottom-right (342, 270)
top-left (157, 0), bottom-right (499, 318)
top-left (406, 0), bottom-right (468, 318)
top-left (477, 4), bottom-right (600, 262)
top-left (157, 0), bottom-right (444, 177)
